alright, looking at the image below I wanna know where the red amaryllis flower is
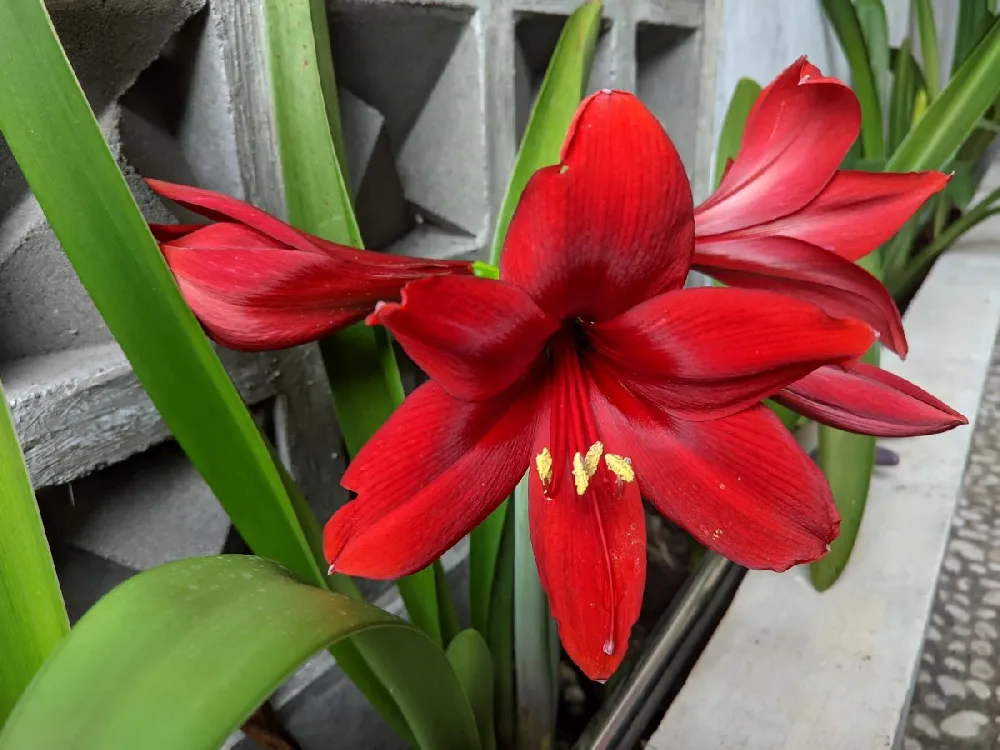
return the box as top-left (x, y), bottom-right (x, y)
top-left (693, 58), bottom-right (962, 436)
top-left (147, 179), bottom-right (473, 351)
top-left (694, 58), bottom-right (947, 356)
top-left (323, 90), bottom-right (877, 679)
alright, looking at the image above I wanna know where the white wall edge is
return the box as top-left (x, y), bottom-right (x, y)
top-left (650, 227), bottom-right (1000, 749)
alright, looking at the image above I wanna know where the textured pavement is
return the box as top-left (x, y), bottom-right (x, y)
top-left (905, 328), bottom-right (1000, 749)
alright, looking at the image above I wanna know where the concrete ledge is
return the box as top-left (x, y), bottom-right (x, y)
top-left (3, 343), bottom-right (286, 489)
top-left (650, 241), bottom-right (1000, 748)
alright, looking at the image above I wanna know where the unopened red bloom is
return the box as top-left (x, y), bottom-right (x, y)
top-left (324, 90), bottom-right (878, 679)
top-left (694, 58), bottom-right (963, 436)
top-left (147, 179), bottom-right (472, 351)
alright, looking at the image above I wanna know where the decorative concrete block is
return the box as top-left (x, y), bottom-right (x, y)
top-left (0, 0), bottom-right (207, 214)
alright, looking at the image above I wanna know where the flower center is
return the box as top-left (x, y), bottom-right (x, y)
top-left (531, 335), bottom-right (637, 660)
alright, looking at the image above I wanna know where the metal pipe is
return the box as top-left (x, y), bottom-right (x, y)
top-left (574, 554), bottom-right (743, 749)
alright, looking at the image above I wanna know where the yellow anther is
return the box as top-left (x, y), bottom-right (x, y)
top-left (535, 448), bottom-right (553, 486)
top-left (605, 454), bottom-right (635, 483)
top-left (572, 442), bottom-right (603, 495)
top-left (583, 442), bottom-right (603, 477)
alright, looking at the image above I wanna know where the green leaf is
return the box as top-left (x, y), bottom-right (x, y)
top-left (0, 380), bottom-right (69, 724)
top-left (447, 630), bottom-right (497, 750)
top-left (472, 0), bottom-right (603, 652)
top-left (811, 349), bottom-right (879, 591)
top-left (822, 0), bottom-right (885, 158)
top-left (888, 14), bottom-right (1000, 172)
top-left (0, 0), bottom-right (330, 597)
top-left (913, 0), bottom-right (941, 99)
top-left (0, 557), bottom-right (480, 750)
top-left (945, 159), bottom-right (977, 210)
top-left (487, 511), bottom-right (516, 749)
top-left (488, 0), bottom-right (603, 265)
top-left (713, 77), bottom-right (762, 190)
top-left (888, 40), bottom-right (919, 155)
top-left (855, 0), bottom-right (891, 113)
top-left (470, 505), bottom-right (509, 636)
top-left (512, 475), bottom-right (557, 749)
top-left (0, 0), bottom-right (420, 736)
top-left (262, 0), bottom-right (455, 647)
top-left (953, 0), bottom-right (994, 75)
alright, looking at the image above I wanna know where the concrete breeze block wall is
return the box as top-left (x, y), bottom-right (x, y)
top-left (0, 0), bottom-right (720, 747)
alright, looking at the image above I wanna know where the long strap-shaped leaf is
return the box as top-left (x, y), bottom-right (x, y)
top-left (913, 0), bottom-right (941, 100)
top-left (855, 0), bottom-right (890, 116)
top-left (821, 0), bottom-right (885, 159)
top-left (262, 0), bottom-right (458, 647)
top-left (953, 0), bottom-right (995, 74)
top-left (0, 556), bottom-right (480, 750)
top-left (890, 14), bottom-right (1000, 172)
top-left (471, 0), bottom-right (602, 638)
top-left (0, 380), bottom-right (69, 724)
top-left (466, 4), bottom-right (602, 746)
top-left (0, 0), bottom-right (419, 737)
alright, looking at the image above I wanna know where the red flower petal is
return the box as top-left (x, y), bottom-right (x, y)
top-left (695, 58), bottom-right (860, 236)
top-left (529, 343), bottom-right (645, 680)
top-left (745, 170), bottom-right (949, 262)
top-left (587, 287), bottom-right (874, 420)
top-left (325, 380), bottom-right (539, 578)
top-left (500, 90), bottom-right (694, 322)
top-left (147, 179), bottom-right (323, 254)
top-left (774, 362), bottom-right (968, 437)
top-left (163, 224), bottom-right (413, 350)
top-left (693, 235), bottom-right (908, 357)
top-left (591, 373), bottom-right (839, 571)
top-left (368, 275), bottom-right (559, 401)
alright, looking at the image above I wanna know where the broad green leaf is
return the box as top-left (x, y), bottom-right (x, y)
top-left (471, 0), bottom-right (602, 653)
top-left (811, 350), bottom-right (879, 591)
top-left (0, 557), bottom-right (480, 750)
top-left (0, 381), bottom-right (68, 724)
top-left (447, 630), bottom-right (497, 750)
top-left (889, 14), bottom-right (1000, 172)
top-left (713, 77), bottom-right (762, 190)
top-left (488, 0), bottom-right (602, 264)
top-left (913, 0), bottom-right (940, 99)
top-left (0, 0), bottom-right (415, 736)
top-left (0, 0), bottom-right (327, 592)
top-left (822, 0), bottom-right (885, 158)
top-left (888, 40), bottom-right (922, 155)
top-left (855, 0), bottom-right (891, 113)
top-left (262, 0), bottom-right (455, 648)
top-left (512, 475), bottom-right (557, 750)
top-left (953, 1), bottom-right (994, 74)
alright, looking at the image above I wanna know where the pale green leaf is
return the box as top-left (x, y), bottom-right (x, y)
top-left (0, 557), bottom-right (480, 750)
